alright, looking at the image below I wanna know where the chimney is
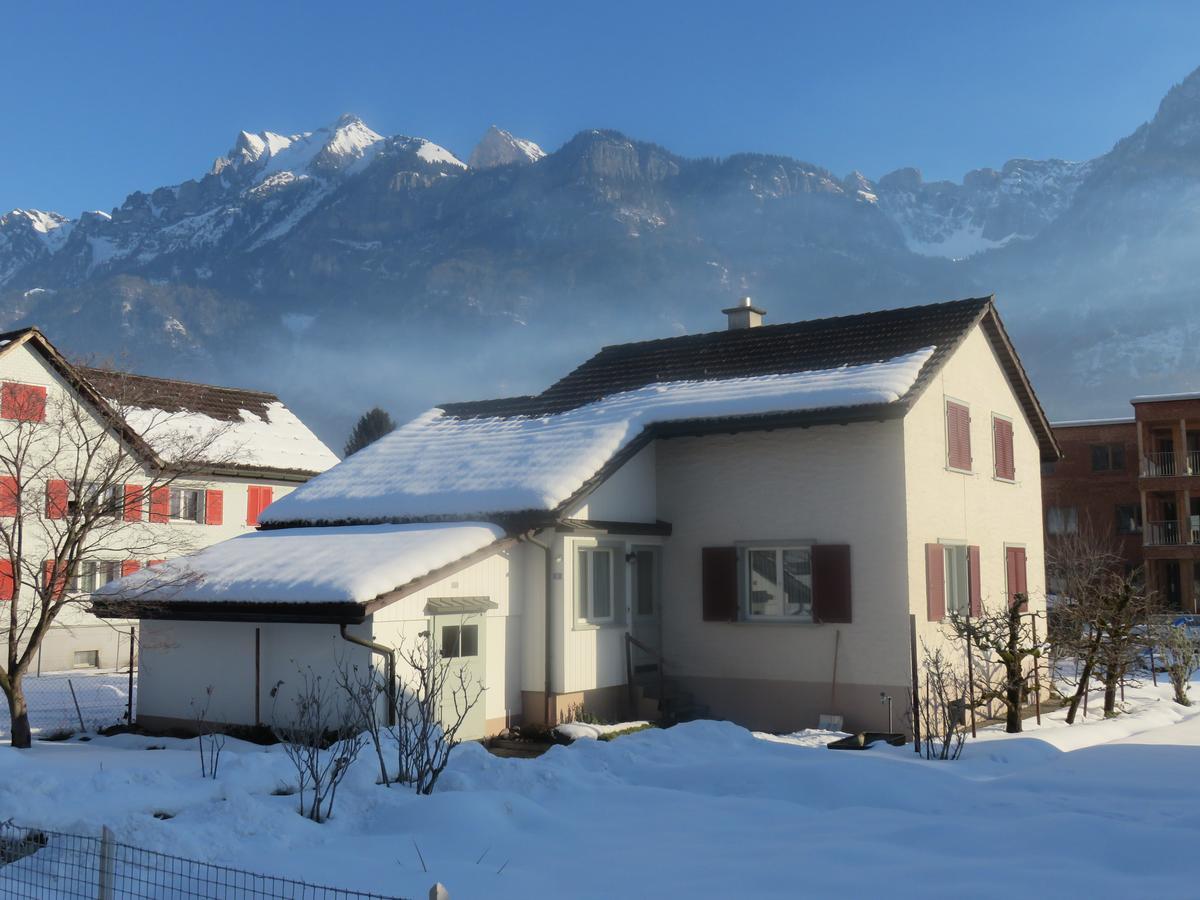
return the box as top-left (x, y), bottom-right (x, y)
top-left (722, 296), bottom-right (766, 330)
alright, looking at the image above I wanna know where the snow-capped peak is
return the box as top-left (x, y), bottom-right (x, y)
top-left (4, 208), bottom-right (69, 234)
top-left (468, 125), bottom-right (546, 169)
top-left (321, 114), bottom-right (384, 160)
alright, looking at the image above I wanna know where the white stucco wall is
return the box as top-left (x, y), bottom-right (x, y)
top-left (902, 323), bottom-right (1048, 654)
top-left (565, 443), bottom-right (657, 523)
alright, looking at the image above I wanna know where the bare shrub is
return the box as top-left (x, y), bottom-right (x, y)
top-left (1150, 620), bottom-right (1200, 706)
top-left (918, 644), bottom-right (967, 761)
top-left (390, 630), bottom-right (485, 795)
top-left (190, 685), bottom-right (225, 779)
top-left (335, 660), bottom-right (391, 787)
top-left (270, 668), bottom-right (365, 822)
top-left (947, 600), bottom-right (1041, 733)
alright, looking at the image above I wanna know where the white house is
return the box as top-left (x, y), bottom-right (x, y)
top-left (97, 296), bottom-right (1058, 737)
top-left (0, 327), bottom-right (338, 673)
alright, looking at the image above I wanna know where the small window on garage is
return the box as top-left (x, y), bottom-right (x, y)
top-left (441, 624), bottom-right (479, 658)
top-left (73, 649), bottom-right (99, 668)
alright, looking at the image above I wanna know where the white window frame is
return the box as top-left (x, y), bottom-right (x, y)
top-left (70, 560), bottom-right (122, 594)
top-left (169, 487), bottom-right (206, 523)
top-left (72, 649), bottom-right (99, 669)
top-left (576, 545), bottom-right (616, 625)
top-left (942, 542), bottom-right (970, 616)
top-left (741, 543), bottom-right (815, 622)
top-left (69, 483), bottom-right (122, 519)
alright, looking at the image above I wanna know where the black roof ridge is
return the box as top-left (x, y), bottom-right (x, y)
top-left (592, 295), bottom-right (993, 354)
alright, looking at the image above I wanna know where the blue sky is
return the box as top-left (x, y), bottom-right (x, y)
top-left (3, 1), bottom-right (1199, 215)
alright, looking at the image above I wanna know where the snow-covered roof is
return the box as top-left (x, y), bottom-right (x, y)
top-left (78, 367), bottom-right (340, 477)
top-left (261, 347), bottom-right (935, 524)
top-left (93, 522), bottom-right (506, 606)
top-left (1132, 391), bottom-right (1200, 403)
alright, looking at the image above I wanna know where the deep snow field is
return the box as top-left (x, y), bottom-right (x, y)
top-left (2, 680), bottom-right (1199, 899)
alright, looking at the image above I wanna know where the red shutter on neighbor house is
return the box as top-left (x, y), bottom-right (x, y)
top-left (121, 560), bottom-right (141, 577)
top-left (45, 480), bottom-right (68, 519)
top-left (968, 545), bottom-right (982, 617)
top-left (123, 485), bottom-right (143, 522)
top-left (247, 485), bottom-right (273, 526)
top-left (205, 489), bottom-right (223, 526)
top-left (0, 476), bottom-right (18, 517)
top-left (147, 559), bottom-right (165, 567)
top-left (946, 401), bottom-right (972, 470)
top-left (1007, 546), bottom-right (1029, 611)
top-left (993, 417), bottom-right (1015, 480)
top-left (702, 546), bottom-right (739, 622)
top-left (925, 543), bottom-right (945, 621)
top-left (149, 487), bottom-right (169, 523)
top-left (0, 560), bottom-right (13, 601)
top-left (1, 383), bottom-right (46, 422)
top-left (43, 560), bottom-right (66, 599)
top-left (812, 544), bottom-right (852, 623)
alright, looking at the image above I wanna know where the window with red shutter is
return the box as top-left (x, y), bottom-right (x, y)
top-left (43, 560), bottom-right (67, 599)
top-left (45, 480), bottom-right (68, 520)
top-left (1006, 545), bottom-right (1029, 610)
top-left (149, 487), bottom-right (170, 523)
top-left (121, 560), bottom-right (141, 578)
top-left (702, 547), bottom-right (739, 622)
top-left (812, 545), bottom-right (852, 623)
top-left (123, 485), bottom-right (143, 522)
top-left (945, 400), bottom-right (972, 471)
top-left (0, 560), bottom-right (12, 601)
top-left (247, 485), bottom-right (273, 526)
top-left (993, 416), bottom-right (1015, 481)
top-left (205, 489), bottom-right (223, 525)
top-left (1, 383), bottom-right (46, 422)
top-left (926, 543), bottom-right (946, 620)
top-left (0, 476), bottom-right (17, 517)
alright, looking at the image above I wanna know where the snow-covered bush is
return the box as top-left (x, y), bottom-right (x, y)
top-left (1150, 621), bottom-right (1200, 706)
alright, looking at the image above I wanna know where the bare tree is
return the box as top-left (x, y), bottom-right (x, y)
top-left (916, 644), bottom-right (967, 761)
top-left (190, 685), bottom-right (226, 778)
top-left (1092, 574), bottom-right (1157, 716)
top-left (335, 659), bottom-right (391, 786)
top-left (0, 367), bottom-right (234, 747)
top-left (947, 599), bottom-right (1041, 733)
top-left (390, 630), bottom-right (485, 795)
top-left (271, 668), bottom-right (365, 823)
top-left (1150, 620), bottom-right (1200, 706)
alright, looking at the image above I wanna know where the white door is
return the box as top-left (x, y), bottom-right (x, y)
top-left (434, 614), bottom-right (487, 741)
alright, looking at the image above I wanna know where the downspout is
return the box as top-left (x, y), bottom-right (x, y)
top-left (339, 623), bottom-right (396, 727)
top-left (520, 530), bottom-right (555, 725)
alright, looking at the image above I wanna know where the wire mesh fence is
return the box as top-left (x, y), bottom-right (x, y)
top-left (0, 821), bottom-right (406, 899)
top-left (0, 669), bottom-right (134, 740)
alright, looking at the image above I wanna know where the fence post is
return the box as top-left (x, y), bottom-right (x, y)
top-left (98, 825), bottom-right (115, 900)
top-left (126, 627), bottom-right (136, 723)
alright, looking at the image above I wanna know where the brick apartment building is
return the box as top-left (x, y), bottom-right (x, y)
top-left (1043, 392), bottom-right (1200, 611)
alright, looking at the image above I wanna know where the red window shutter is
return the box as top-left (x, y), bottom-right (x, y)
top-left (0, 560), bottom-right (13, 601)
top-left (702, 546), bottom-right (739, 622)
top-left (0, 476), bottom-right (18, 517)
top-left (149, 487), bottom-right (169, 523)
top-left (247, 485), bottom-right (273, 526)
top-left (946, 401), bottom-right (972, 470)
top-left (123, 485), bottom-right (143, 522)
top-left (812, 544), bottom-right (852, 623)
top-left (45, 480), bottom-right (68, 519)
top-left (1, 383), bottom-right (46, 422)
top-left (205, 489), bottom-right (223, 526)
top-left (925, 543), bottom-right (945, 621)
top-left (43, 560), bottom-right (66, 600)
top-left (121, 560), bottom-right (141, 578)
top-left (1006, 546), bottom-right (1029, 611)
top-left (147, 559), bottom-right (165, 567)
top-left (968, 545), bottom-right (982, 617)
top-left (993, 418), bottom-right (1015, 480)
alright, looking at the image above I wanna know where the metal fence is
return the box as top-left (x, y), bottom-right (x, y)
top-left (0, 822), bottom-right (405, 899)
top-left (0, 669), bottom-right (134, 739)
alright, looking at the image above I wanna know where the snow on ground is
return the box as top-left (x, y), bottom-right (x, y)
top-left (261, 347), bottom-right (935, 523)
top-left (0, 669), bottom-right (132, 738)
top-left (3, 678), bottom-right (1200, 897)
top-left (554, 720), bottom-right (649, 740)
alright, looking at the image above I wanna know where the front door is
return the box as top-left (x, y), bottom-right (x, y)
top-left (630, 546), bottom-right (662, 677)
top-left (434, 614), bottom-right (487, 740)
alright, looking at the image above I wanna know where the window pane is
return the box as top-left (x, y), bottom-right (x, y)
top-left (441, 625), bottom-right (461, 658)
top-left (1091, 445), bottom-right (1108, 471)
top-left (592, 550), bottom-right (612, 619)
top-left (1111, 445), bottom-right (1126, 470)
top-left (781, 549), bottom-right (813, 618)
top-left (459, 624), bottom-right (479, 657)
top-left (944, 546), bottom-right (969, 614)
top-left (748, 549), bottom-right (782, 616)
top-left (635, 550), bottom-right (655, 617)
top-left (577, 550), bottom-right (589, 620)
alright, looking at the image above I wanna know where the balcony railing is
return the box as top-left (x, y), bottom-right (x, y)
top-left (1146, 521), bottom-right (1182, 546)
top-left (1191, 451), bottom-right (1200, 475)
top-left (1143, 452), bottom-right (1177, 477)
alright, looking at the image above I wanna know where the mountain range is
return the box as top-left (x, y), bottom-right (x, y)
top-left (5, 68), bottom-right (1200, 444)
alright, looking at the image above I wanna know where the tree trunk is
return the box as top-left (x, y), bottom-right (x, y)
top-left (1066, 638), bottom-right (1102, 724)
top-left (1103, 673), bottom-right (1119, 716)
top-left (1005, 671), bottom-right (1023, 733)
top-left (6, 678), bottom-right (31, 749)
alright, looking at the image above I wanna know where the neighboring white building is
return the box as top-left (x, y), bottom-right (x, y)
top-left (0, 327), bottom-right (338, 673)
top-left (99, 297), bottom-right (1059, 738)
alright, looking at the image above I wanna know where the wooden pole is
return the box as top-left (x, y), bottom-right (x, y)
top-left (964, 612), bottom-right (978, 739)
top-left (254, 627), bottom-right (261, 726)
top-left (126, 627), bottom-right (135, 723)
top-left (909, 614), bottom-right (921, 754)
top-left (830, 629), bottom-right (841, 706)
top-left (67, 679), bottom-right (86, 734)
top-left (1029, 614), bottom-right (1042, 726)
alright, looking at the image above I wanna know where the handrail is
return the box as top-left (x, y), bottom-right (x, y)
top-left (624, 631), bottom-right (667, 719)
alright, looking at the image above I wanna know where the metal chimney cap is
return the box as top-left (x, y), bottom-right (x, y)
top-left (721, 296), bottom-right (767, 315)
